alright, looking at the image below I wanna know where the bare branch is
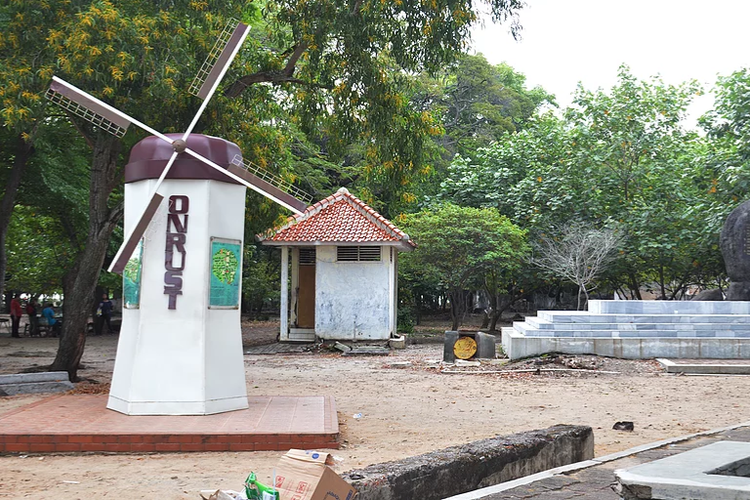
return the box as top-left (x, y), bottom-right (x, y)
top-left (532, 224), bottom-right (623, 309)
top-left (224, 42), bottom-right (327, 98)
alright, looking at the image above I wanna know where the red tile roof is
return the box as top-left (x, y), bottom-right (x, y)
top-left (258, 188), bottom-right (415, 250)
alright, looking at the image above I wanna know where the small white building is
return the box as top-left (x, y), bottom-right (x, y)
top-left (258, 188), bottom-right (415, 342)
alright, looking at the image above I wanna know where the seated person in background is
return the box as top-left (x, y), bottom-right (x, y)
top-left (42, 304), bottom-right (61, 337)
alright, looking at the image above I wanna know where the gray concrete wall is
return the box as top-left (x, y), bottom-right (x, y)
top-left (315, 245), bottom-right (392, 340)
top-left (341, 424), bottom-right (594, 500)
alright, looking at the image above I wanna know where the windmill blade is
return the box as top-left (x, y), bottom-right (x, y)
top-left (108, 18), bottom-right (251, 274)
top-left (108, 193), bottom-right (165, 274)
top-left (46, 76), bottom-right (175, 141)
top-left (189, 20), bottom-right (250, 100)
top-left (182, 148), bottom-right (310, 215)
top-left (107, 149), bottom-right (182, 274)
top-left (227, 155), bottom-right (311, 213)
top-left (46, 77), bottom-right (132, 138)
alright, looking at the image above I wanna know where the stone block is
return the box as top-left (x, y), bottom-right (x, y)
top-left (475, 332), bottom-right (496, 359)
top-left (0, 372), bottom-right (74, 396)
top-left (444, 330), bottom-right (460, 363)
top-left (444, 331), bottom-right (496, 362)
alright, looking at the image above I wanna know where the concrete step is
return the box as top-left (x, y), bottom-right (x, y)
top-left (514, 328), bottom-right (750, 338)
top-left (518, 320), bottom-right (750, 332)
top-left (536, 311), bottom-right (750, 324)
top-left (588, 300), bottom-right (750, 315)
top-left (0, 371), bottom-right (70, 384)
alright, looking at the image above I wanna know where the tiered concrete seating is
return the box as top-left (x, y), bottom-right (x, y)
top-left (501, 300), bottom-right (750, 360)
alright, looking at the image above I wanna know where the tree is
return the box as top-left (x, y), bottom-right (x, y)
top-left (533, 224), bottom-right (623, 310)
top-left (2, 0), bottom-right (528, 378)
top-left (438, 113), bottom-right (574, 222)
top-left (699, 68), bottom-right (750, 216)
top-left (4, 122), bottom-right (91, 297)
top-left (421, 55), bottom-right (554, 160)
top-left (242, 245), bottom-right (280, 319)
top-left (223, 0), bottom-right (525, 215)
top-left (4, 1), bottom-right (251, 379)
top-left (0, 0), bottom-right (69, 304)
top-left (564, 66), bottom-right (705, 297)
top-left (399, 204), bottom-right (528, 330)
top-left (440, 67), bottom-right (722, 300)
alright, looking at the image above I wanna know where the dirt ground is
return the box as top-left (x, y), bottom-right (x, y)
top-left (2, 319), bottom-right (750, 499)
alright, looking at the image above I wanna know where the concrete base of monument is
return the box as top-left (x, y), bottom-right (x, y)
top-left (0, 394), bottom-right (339, 453)
top-left (106, 394), bottom-right (249, 416)
top-left (503, 300), bottom-right (750, 360)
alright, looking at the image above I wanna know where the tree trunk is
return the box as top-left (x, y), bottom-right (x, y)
top-left (483, 289), bottom-right (497, 331)
top-left (480, 312), bottom-right (490, 329)
top-left (449, 289), bottom-right (460, 331)
top-left (488, 297), bottom-right (503, 332)
top-left (0, 134), bottom-right (34, 304)
top-left (488, 293), bottom-right (513, 333)
top-left (50, 134), bottom-right (122, 381)
top-left (629, 273), bottom-right (642, 300)
top-left (414, 292), bottom-right (422, 326)
top-left (576, 283), bottom-right (590, 311)
top-left (659, 264), bottom-right (667, 300)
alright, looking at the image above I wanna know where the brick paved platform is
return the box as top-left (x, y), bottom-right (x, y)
top-left (0, 394), bottom-right (339, 453)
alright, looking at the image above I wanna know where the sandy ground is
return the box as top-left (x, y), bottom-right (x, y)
top-left (1, 321), bottom-right (750, 498)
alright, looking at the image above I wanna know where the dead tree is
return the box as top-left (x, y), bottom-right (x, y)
top-left (532, 225), bottom-right (623, 310)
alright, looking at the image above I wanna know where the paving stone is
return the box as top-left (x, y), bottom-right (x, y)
top-left (462, 424), bottom-right (750, 500)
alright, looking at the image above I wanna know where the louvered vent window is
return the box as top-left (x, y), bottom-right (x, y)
top-left (337, 246), bottom-right (381, 262)
top-left (299, 248), bottom-right (316, 265)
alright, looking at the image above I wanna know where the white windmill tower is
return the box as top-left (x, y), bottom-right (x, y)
top-left (46, 19), bottom-right (312, 415)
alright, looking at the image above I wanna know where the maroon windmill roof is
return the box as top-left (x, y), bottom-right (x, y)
top-left (258, 188), bottom-right (415, 251)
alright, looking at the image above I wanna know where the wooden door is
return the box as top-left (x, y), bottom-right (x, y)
top-left (297, 249), bottom-right (316, 328)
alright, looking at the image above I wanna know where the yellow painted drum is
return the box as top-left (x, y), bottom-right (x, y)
top-left (453, 336), bottom-right (477, 360)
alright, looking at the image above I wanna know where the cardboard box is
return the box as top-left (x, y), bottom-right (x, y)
top-left (274, 449), bottom-right (356, 500)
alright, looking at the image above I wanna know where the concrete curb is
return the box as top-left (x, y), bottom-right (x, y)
top-left (442, 419), bottom-right (750, 499)
top-left (0, 371), bottom-right (74, 396)
top-left (342, 425), bottom-right (594, 500)
top-left (0, 372), bottom-right (70, 384)
top-left (657, 358), bottom-right (750, 375)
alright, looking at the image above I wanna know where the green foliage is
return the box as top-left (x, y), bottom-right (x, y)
top-left (434, 54), bottom-right (555, 156)
top-left (399, 204), bottom-right (528, 327)
top-left (439, 113), bottom-right (573, 222)
top-left (411, 56), bottom-right (555, 203)
top-left (439, 66), bottom-right (727, 299)
top-left (700, 68), bottom-right (750, 209)
top-left (5, 206), bottom-right (68, 295)
top-left (225, 1), bottom-right (525, 215)
top-left (242, 245), bottom-right (280, 318)
top-left (397, 306), bottom-right (414, 335)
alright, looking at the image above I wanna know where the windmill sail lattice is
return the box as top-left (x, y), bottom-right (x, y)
top-left (189, 19), bottom-right (244, 100)
top-left (46, 79), bottom-right (131, 138)
top-left (44, 19), bottom-right (311, 274)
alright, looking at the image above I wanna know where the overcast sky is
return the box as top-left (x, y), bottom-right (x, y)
top-left (471, 0), bottom-right (750, 126)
